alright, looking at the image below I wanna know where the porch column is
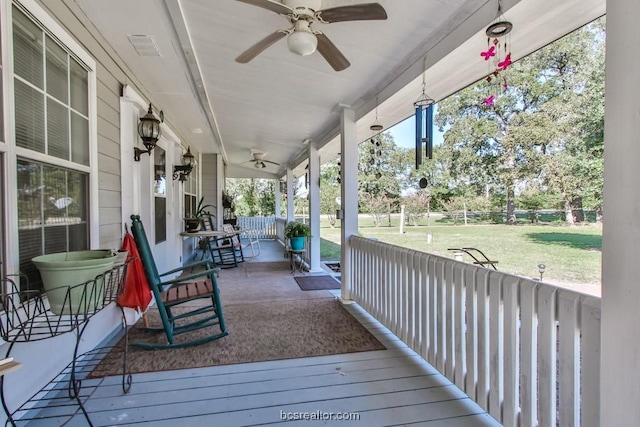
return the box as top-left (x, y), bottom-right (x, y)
top-left (308, 141), bottom-right (322, 272)
top-left (274, 179), bottom-right (282, 218)
top-left (216, 154), bottom-right (224, 230)
top-left (286, 168), bottom-right (295, 221)
top-left (339, 105), bottom-right (358, 303)
top-left (601, 0), bottom-right (640, 424)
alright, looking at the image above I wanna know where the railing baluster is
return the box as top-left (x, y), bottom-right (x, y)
top-left (558, 291), bottom-right (581, 427)
top-left (445, 260), bottom-right (455, 380)
top-left (488, 272), bottom-right (504, 421)
top-left (581, 296), bottom-right (601, 427)
top-left (503, 277), bottom-right (520, 427)
top-left (465, 265), bottom-right (478, 401)
top-left (520, 280), bottom-right (538, 427)
top-left (537, 285), bottom-right (558, 427)
top-left (411, 250), bottom-right (421, 353)
top-left (419, 253), bottom-right (429, 361)
top-left (453, 263), bottom-right (466, 391)
top-left (435, 258), bottom-right (445, 373)
top-left (427, 256), bottom-right (437, 365)
top-left (476, 268), bottom-right (490, 411)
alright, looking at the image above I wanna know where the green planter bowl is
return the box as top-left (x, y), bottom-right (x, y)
top-left (32, 250), bottom-right (116, 314)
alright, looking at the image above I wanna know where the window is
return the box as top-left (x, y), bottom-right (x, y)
top-left (12, 5), bottom-right (93, 293)
top-left (17, 159), bottom-right (89, 292)
top-left (154, 147), bottom-right (166, 243)
top-left (183, 162), bottom-right (198, 219)
top-left (13, 6), bottom-right (89, 165)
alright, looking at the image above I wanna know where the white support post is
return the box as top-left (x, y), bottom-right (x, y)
top-left (275, 178), bottom-right (282, 218)
top-left (216, 154), bottom-right (224, 230)
top-left (601, 0), bottom-right (640, 424)
top-left (286, 168), bottom-right (295, 222)
top-left (340, 105), bottom-right (358, 303)
top-left (308, 141), bottom-right (322, 272)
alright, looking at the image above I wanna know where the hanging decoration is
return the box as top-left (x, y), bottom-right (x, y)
top-left (480, 0), bottom-right (513, 106)
top-left (367, 97), bottom-right (384, 179)
top-left (414, 56), bottom-right (435, 170)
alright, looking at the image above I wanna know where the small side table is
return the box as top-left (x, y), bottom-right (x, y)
top-left (288, 249), bottom-right (306, 275)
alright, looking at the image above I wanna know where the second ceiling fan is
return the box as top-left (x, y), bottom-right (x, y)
top-left (235, 0), bottom-right (388, 71)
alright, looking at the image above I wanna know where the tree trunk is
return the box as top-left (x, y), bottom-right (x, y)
top-left (563, 192), bottom-right (575, 225)
top-left (506, 187), bottom-right (516, 224)
top-left (571, 197), bottom-right (584, 222)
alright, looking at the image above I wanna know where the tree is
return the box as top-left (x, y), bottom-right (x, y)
top-left (403, 191), bottom-right (431, 226)
top-left (435, 18), bottom-right (605, 225)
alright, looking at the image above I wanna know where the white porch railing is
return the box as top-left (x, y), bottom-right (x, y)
top-left (350, 236), bottom-right (601, 427)
top-left (236, 216), bottom-right (276, 238)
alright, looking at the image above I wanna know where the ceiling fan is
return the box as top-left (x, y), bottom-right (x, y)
top-left (245, 152), bottom-right (280, 169)
top-left (235, 0), bottom-right (388, 71)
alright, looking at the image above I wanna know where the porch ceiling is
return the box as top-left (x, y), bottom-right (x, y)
top-left (75, 0), bottom-right (604, 179)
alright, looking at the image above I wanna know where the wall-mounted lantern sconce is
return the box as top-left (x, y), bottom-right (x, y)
top-left (173, 146), bottom-right (195, 181)
top-left (134, 103), bottom-right (163, 161)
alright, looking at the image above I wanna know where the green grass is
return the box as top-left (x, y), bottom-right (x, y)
top-left (320, 218), bottom-right (602, 285)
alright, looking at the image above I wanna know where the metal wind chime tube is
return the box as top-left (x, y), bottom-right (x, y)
top-left (414, 56), bottom-right (434, 170)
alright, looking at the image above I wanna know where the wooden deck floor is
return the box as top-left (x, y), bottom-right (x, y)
top-left (26, 241), bottom-right (501, 426)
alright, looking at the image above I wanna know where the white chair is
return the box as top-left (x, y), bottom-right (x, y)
top-left (239, 228), bottom-right (261, 258)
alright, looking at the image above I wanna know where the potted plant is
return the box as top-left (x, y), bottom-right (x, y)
top-left (184, 197), bottom-right (215, 233)
top-left (284, 221), bottom-right (311, 251)
top-left (32, 250), bottom-right (116, 314)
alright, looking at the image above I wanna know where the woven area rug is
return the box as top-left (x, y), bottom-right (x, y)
top-left (295, 275), bottom-right (341, 291)
top-left (90, 298), bottom-right (384, 377)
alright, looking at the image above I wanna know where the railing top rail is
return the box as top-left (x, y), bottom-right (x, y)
top-left (349, 235), bottom-right (601, 304)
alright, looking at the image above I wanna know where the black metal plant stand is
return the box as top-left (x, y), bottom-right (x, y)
top-left (0, 262), bottom-right (132, 426)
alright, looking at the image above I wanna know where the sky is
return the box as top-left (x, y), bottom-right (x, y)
top-left (386, 104), bottom-right (445, 149)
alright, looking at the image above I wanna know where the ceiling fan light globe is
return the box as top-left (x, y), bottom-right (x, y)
top-left (287, 31), bottom-right (317, 56)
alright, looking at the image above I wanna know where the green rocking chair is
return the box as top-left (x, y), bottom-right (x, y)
top-left (130, 215), bottom-right (228, 349)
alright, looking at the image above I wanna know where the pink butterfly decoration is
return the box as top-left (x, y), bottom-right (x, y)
top-left (480, 46), bottom-right (496, 61)
top-left (483, 95), bottom-right (496, 106)
top-left (498, 53), bottom-right (512, 70)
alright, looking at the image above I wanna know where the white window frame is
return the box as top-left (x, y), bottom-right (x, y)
top-left (1, 0), bottom-right (98, 281)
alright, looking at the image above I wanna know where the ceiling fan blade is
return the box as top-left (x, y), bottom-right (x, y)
top-left (236, 31), bottom-right (287, 63)
top-left (316, 3), bottom-right (387, 23)
top-left (316, 33), bottom-right (350, 71)
top-left (236, 0), bottom-right (293, 15)
top-left (263, 160), bottom-right (280, 166)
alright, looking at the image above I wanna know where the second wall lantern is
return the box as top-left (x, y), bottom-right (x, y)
top-left (173, 147), bottom-right (195, 181)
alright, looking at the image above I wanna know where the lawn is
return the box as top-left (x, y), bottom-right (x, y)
top-left (320, 216), bottom-right (602, 286)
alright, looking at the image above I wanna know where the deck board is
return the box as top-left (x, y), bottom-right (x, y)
top-left (24, 241), bottom-right (499, 426)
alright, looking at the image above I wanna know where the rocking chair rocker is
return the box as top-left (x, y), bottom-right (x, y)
top-left (130, 215), bottom-right (228, 349)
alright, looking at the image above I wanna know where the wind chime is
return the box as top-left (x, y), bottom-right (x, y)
top-left (480, 0), bottom-right (513, 106)
top-left (369, 99), bottom-right (384, 180)
top-left (414, 56), bottom-right (434, 173)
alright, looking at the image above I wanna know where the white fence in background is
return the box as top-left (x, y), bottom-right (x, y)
top-left (236, 216), bottom-right (277, 238)
top-left (349, 236), bottom-right (601, 427)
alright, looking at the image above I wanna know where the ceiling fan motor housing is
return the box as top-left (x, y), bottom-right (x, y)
top-left (283, 0), bottom-right (322, 15)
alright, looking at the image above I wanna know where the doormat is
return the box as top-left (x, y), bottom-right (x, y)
top-left (325, 262), bottom-right (341, 273)
top-left (295, 275), bottom-right (341, 291)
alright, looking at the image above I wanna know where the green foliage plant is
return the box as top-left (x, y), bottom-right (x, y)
top-left (284, 221), bottom-right (311, 239)
top-left (194, 197), bottom-right (215, 219)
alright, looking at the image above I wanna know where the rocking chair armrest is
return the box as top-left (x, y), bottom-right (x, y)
top-left (160, 268), bottom-right (220, 287)
top-left (159, 260), bottom-right (215, 276)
